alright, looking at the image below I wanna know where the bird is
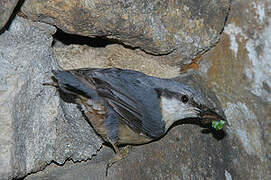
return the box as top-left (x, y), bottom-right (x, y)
top-left (44, 67), bottom-right (226, 174)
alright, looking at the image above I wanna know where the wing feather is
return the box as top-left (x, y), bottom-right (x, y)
top-left (70, 68), bottom-right (165, 138)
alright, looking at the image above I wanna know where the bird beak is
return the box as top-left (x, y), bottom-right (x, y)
top-left (198, 107), bottom-right (227, 130)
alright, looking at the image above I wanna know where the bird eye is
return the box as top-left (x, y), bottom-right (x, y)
top-left (181, 95), bottom-right (189, 103)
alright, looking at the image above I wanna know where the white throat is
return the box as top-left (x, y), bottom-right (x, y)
top-left (160, 96), bottom-right (197, 131)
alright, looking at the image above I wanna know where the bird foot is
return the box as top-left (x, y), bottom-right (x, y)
top-left (106, 145), bottom-right (131, 176)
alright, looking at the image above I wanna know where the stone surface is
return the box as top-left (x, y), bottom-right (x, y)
top-left (198, 0), bottom-right (271, 179)
top-left (0, 17), bottom-right (102, 180)
top-left (24, 0), bottom-right (271, 180)
top-left (21, 0), bottom-right (231, 64)
top-left (54, 44), bottom-right (180, 78)
top-left (0, 0), bottom-right (19, 31)
top-left (1, 0), bottom-right (270, 179)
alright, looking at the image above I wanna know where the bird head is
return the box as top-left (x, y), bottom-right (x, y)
top-left (157, 78), bottom-right (227, 131)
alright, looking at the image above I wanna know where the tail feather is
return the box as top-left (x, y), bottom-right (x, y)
top-left (52, 70), bottom-right (100, 100)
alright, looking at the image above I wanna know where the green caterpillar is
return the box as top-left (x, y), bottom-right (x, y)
top-left (212, 120), bottom-right (226, 130)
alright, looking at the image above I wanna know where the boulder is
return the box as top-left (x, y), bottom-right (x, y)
top-left (20, 0), bottom-right (231, 64)
top-left (0, 17), bottom-right (102, 180)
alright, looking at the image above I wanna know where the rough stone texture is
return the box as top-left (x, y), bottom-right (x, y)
top-left (20, 0), bottom-right (231, 64)
top-left (0, 0), bottom-right (19, 31)
top-left (54, 44), bottom-right (180, 78)
top-left (0, 17), bottom-right (102, 180)
top-left (195, 0), bottom-right (271, 178)
top-left (24, 0), bottom-right (271, 179)
top-left (1, 0), bottom-right (270, 179)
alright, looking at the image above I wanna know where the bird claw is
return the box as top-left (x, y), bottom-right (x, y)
top-left (119, 145), bottom-right (131, 157)
top-left (105, 145), bottom-right (131, 176)
top-left (105, 154), bottom-right (121, 176)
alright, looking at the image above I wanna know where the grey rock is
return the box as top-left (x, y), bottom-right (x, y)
top-left (2, 0), bottom-right (271, 179)
top-left (53, 44), bottom-right (181, 78)
top-left (0, 0), bottom-right (19, 31)
top-left (20, 0), bottom-right (231, 64)
top-left (24, 0), bottom-right (271, 179)
top-left (0, 16), bottom-right (102, 180)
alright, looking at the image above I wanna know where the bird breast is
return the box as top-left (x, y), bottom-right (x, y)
top-left (78, 96), bottom-right (152, 145)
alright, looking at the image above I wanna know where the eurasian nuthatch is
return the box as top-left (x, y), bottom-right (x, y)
top-left (44, 68), bottom-right (226, 174)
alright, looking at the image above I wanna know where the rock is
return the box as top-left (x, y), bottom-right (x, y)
top-left (24, 0), bottom-right (271, 179)
top-left (20, 0), bottom-right (231, 64)
top-left (53, 44), bottom-right (180, 78)
top-left (0, 0), bottom-right (19, 31)
top-left (0, 16), bottom-right (102, 180)
top-left (1, 0), bottom-right (271, 179)
top-left (197, 0), bottom-right (271, 179)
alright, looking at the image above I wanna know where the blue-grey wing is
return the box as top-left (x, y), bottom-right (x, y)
top-left (73, 68), bottom-right (165, 139)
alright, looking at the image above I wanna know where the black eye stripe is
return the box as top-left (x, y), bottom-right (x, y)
top-left (181, 95), bottom-right (189, 103)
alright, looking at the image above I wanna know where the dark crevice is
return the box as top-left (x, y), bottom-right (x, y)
top-left (141, 47), bottom-right (177, 57)
top-left (53, 28), bottom-right (117, 47)
top-left (188, 0), bottom-right (232, 67)
top-left (53, 28), bottom-right (138, 51)
top-left (0, 0), bottom-right (25, 34)
top-left (219, 0), bottom-right (232, 35)
top-left (52, 28), bottom-right (174, 56)
top-left (167, 118), bottom-right (227, 141)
